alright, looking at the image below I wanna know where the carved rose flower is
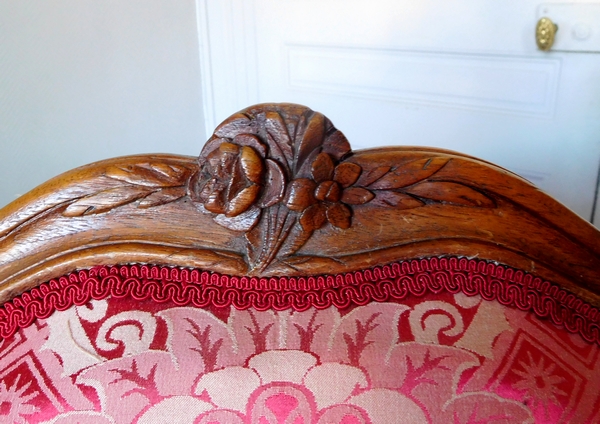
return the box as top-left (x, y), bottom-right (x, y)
top-left (196, 141), bottom-right (261, 217)
top-left (284, 152), bottom-right (374, 231)
top-left (189, 134), bottom-right (286, 229)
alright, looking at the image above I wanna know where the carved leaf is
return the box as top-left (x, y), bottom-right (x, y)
top-left (407, 181), bottom-right (495, 207)
top-left (245, 221), bottom-right (263, 266)
top-left (370, 191), bottom-right (424, 209)
top-left (295, 146), bottom-right (321, 180)
top-left (213, 113), bottom-right (255, 138)
top-left (147, 163), bottom-right (185, 179)
top-left (64, 186), bottom-right (151, 217)
top-left (322, 130), bottom-right (351, 161)
top-left (259, 159), bottom-right (286, 208)
top-left (106, 164), bottom-right (184, 187)
top-left (277, 225), bottom-right (315, 259)
top-left (296, 112), bottom-right (325, 172)
top-left (368, 158), bottom-right (450, 190)
top-left (265, 111), bottom-right (293, 169)
top-left (341, 187), bottom-right (374, 205)
top-left (357, 166), bottom-right (391, 187)
top-left (246, 205), bottom-right (296, 271)
top-left (214, 206), bottom-right (261, 232)
top-left (265, 131), bottom-right (292, 177)
top-left (138, 187), bottom-right (186, 208)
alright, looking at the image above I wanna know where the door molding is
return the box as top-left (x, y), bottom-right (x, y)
top-left (195, 0), bottom-right (259, 138)
top-left (593, 161), bottom-right (600, 225)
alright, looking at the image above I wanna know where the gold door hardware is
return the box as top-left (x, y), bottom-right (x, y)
top-left (536, 17), bottom-right (558, 51)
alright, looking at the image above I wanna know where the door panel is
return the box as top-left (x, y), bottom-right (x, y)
top-left (200, 0), bottom-right (600, 223)
top-left (287, 46), bottom-right (559, 116)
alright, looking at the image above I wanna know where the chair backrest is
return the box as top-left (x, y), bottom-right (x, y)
top-left (0, 103), bottom-right (599, 423)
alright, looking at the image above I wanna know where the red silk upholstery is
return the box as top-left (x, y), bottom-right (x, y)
top-left (0, 259), bottom-right (598, 423)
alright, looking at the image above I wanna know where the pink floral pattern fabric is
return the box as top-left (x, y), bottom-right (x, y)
top-left (0, 292), bottom-right (599, 423)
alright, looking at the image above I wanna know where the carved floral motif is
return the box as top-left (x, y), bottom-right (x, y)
top-left (190, 104), bottom-right (494, 271)
top-left (188, 104), bottom-right (357, 271)
top-left (51, 103), bottom-right (494, 273)
top-left (285, 152), bottom-right (369, 231)
top-left (192, 141), bottom-right (264, 217)
top-left (188, 131), bottom-right (286, 231)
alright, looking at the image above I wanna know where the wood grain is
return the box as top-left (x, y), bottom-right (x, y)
top-left (0, 103), bottom-right (598, 307)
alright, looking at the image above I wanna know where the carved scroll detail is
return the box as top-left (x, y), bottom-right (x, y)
top-left (188, 104), bottom-right (494, 272)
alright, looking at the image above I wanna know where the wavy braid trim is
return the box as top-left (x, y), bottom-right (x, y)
top-left (1, 257), bottom-right (598, 343)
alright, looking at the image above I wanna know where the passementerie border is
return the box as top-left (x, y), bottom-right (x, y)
top-left (0, 256), bottom-right (598, 344)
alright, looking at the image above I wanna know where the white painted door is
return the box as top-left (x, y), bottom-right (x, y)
top-left (198, 0), bottom-right (600, 224)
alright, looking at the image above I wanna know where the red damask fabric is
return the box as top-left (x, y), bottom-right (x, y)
top-left (0, 261), bottom-right (599, 423)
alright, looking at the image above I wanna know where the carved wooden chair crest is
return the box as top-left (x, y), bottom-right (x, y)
top-left (0, 104), bottom-right (599, 423)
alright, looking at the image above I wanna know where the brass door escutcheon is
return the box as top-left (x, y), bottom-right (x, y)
top-left (536, 17), bottom-right (558, 51)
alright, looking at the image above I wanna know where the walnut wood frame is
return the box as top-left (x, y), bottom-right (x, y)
top-left (0, 103), bottom-right (599, 311)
